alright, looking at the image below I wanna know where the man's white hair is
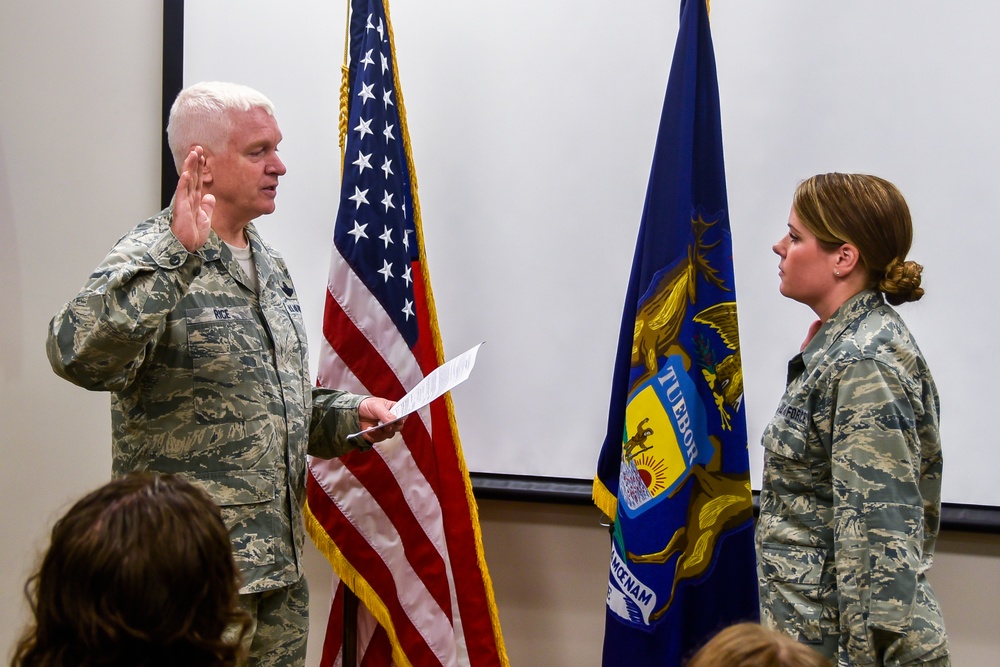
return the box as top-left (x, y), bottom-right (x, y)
top-left (166, 82), bottom-right (276, 173)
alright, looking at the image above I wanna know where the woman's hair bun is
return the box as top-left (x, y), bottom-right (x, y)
top-left (878, 257), bottom-right (924, 305)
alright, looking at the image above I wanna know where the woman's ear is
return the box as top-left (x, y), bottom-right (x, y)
top-left (834, 243), bottom-right (861, 276)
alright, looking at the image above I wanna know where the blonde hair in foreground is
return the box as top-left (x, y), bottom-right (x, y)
top-left (686, 623), bottom-right (832, 667)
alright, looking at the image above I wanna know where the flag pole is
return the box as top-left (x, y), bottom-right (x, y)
top-left (343, 586), bottom-right (359, 667)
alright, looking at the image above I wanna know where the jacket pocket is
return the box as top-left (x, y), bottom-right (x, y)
top-left (186, 306), bottom-right (267, 424)
top-left (188, 469), bottom-right (277, 577)
top-left (760, 542), bottom-right (829, 644)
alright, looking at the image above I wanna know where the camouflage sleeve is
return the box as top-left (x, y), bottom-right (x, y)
top-left (46, 229), bottom-right (201, 391)
top-left (307, 387), bottom-right (368, 459)
top-left (830, 357), bottom-right (924, 666)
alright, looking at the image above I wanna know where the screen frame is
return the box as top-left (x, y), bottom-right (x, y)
top-left (160, 0), bottom-right (1000, 533)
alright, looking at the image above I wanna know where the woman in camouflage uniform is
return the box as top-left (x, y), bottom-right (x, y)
top-left (756, 173), bottom-right (949, 666)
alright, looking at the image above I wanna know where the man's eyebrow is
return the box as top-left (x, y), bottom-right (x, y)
top-left (245, 140), bottom-right (272, 151)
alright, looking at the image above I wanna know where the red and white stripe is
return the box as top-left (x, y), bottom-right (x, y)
top-left (306, 252), bottom-right (503, 667)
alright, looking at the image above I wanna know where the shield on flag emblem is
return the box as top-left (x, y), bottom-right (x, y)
top-left (619, 354), bottom-right (714, 519)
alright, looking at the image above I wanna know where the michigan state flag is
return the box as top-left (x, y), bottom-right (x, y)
top-left (593, 1), bottom-right (758, 664)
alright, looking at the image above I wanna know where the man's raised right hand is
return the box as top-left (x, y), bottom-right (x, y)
top-left (172, 146), bottom-right (215, 252)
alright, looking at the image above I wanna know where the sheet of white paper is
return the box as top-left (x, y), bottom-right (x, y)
top-left (348, 342), bottom-right (484, 440)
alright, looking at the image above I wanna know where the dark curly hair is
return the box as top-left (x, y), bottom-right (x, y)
top-left (11, 472), bottom-right (251, 667)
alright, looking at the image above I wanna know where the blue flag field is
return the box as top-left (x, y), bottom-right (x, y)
top-left (593, 1), bottom-right (759, 664)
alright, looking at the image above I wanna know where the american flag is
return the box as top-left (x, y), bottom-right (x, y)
top-left (304, 0), bottom-right (508, 665)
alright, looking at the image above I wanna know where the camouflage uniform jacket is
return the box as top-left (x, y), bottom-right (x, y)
top-left (756, 290), bottom-right (949, 666)
top-left (47, 206), bottom-right (368, 594)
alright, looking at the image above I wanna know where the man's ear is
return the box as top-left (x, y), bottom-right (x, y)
top-left (200, 149), bottom-right (215, 185)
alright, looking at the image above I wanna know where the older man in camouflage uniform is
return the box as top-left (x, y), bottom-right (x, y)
top-left (757, 290), bottom-right (949, 666)
top-left (47, 82), bottom-right (400, 667)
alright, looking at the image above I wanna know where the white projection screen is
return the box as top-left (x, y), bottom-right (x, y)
top-left (169, 0), bottom-right (1000, 522)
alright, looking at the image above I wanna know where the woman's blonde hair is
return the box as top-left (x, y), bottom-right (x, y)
top-left (686, 623), bottom-right (832, 667)
top-left (793, 172), bottom-right (924, 305)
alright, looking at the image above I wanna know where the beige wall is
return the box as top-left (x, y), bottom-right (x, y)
top-left (305, 502), bottom-right (1000, 665)
top-left (480, 503), bottom-right (1000, 665)
top-left (2, 2), bottom-right (998, 665)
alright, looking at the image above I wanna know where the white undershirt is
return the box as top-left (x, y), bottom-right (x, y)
top-left (224, 240), bottom-right (258, 293)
